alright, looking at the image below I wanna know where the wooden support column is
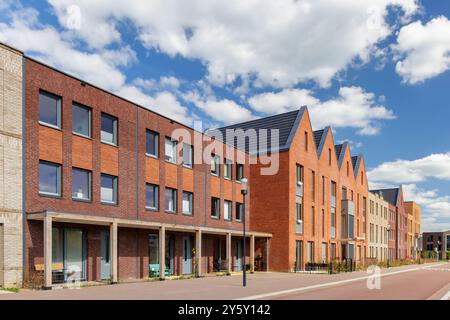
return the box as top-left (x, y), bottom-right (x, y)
top-left (159, 226), bottom-right (165, 280)
top-left (110, 222), bottom-right (118, 284)
top-left (250, 235), bottom-right (255, 273)
top-left (43, 214), bottom-right (52, 289)
top-left (226, 232), bottom-right (232, 275)
top-left (196, 229), bottom-right (202, 277)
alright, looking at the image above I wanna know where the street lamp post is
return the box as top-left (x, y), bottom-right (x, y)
top-left (240, 178), bottom-right (248, 288)
top-left (387, 224), bottom-right (391, 268)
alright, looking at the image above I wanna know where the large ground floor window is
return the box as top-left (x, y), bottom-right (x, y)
top-left (148, 234), bottom-right (175, 277)
top-left (52, 227), bottom-right (87, 282)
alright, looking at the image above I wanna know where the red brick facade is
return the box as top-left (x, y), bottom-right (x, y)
top-left (249, 109), bottom-right (369, 271)
top-left (24, 58), bottom-right (266, 282)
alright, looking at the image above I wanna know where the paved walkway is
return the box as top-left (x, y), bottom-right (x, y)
top-left (0, 262), bottom-right (449, 300)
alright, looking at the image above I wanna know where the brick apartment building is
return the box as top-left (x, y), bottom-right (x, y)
top-left (1, 42), bottom-right (273, 288)
top-left (368, 192), bottom-right (389, 262)
top-left (0, 40), bottom-right (422, 288)
top-left (422, 231), bottom-right (450, 260)
top-left (217, 108), bottom-right (369, 272)
top-left (405, 201), bottom-right (421, 259)
top-left (370, 186), bottom-right (408, 261)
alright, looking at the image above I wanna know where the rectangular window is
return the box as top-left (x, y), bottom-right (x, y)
top-left (224, 159), bottom-right (232, 179)
top-left (211, 197), bottom-right (220, 218)
top-left (322, 243), bottom-right (327, 263)
top-left (72, 104), bottom-right (91, 137)
top-left (72, 168), bottom-right (91, 201)
top-left (305, 131), bottom-right (308, 151)
top-left (331, 207), bottom-right (336, 239)
top-left (295, 240), bottom-right (303, 271)
top-left (307, 242), bottom-right (314, 263)
top-left (236, 163), bottom-right (244, 181)
top-left (322, 209), bottom-right (325, 238)
top-left (311, 170), bottom-right (315, 199)
top-left (165, 188), bottom-right (177, 213)
top-left (348, 213), bottom-right (355, 239)
top-left (39, 91), bottom-right (61, 129)
top-left (101, 174), bottom-right (118, 204)
top-left (296, 164), bottom-right (303, 184)
top-left (330, 243), bottom-right (336, 260)
top-left (182, 143), bottom-right (193, 168)
top-left (211, 154), bottom-right (220, 176)
top-left (322, 176), bottom-right (326, 205)
top-left (165, 138), bottom-right (177, 163)
top-left (101, 113), bottom-right (118, 145)
top-left (224, 200), bottom-right (232, 221)
top-left (146, 184), bottom-right (159, 210)
top-left (296, 201), bottom-right (303, 234)
top-left (146, 130), bottom-right (159, 158)
top-left (331, 181), bottom-right (336, 207)
top-left (182, 191), bottom-right (193, 215)
top-left (236, 203), bottom-right (243, 222)
top-left (311, 206), bottom-right (315, 236)
top-left (39, 161), bottom-right (61, 196)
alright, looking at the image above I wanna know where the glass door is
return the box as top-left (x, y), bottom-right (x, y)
top-left (100, 230), bottom-right (110, 280)
top-left (64, 229), bottom-right (86, 281)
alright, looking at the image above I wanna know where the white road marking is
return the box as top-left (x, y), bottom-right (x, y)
top-left (236, 263), bottom-right (448, 300)
top-left (441, 290), bottom-right (450, 300)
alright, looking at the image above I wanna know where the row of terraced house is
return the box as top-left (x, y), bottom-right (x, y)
top-left (0, 42), bottom-right (421, 288)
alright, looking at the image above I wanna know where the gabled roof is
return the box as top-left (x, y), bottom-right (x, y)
top-left (351, 154), bottom-right (366, 179)
top-left (370, 186), bottom-right (403, 207)
top-left (213, 107), bottom-right (306, 155)
top-left (334, 142), bottom-right (349, 169)
top-left (313, 126), bottom-right (331, 158)
top-left (313, 130), bottom-right (324, 149)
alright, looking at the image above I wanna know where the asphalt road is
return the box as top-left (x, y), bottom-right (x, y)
top-left (0, 262), bottom-right (449, 300)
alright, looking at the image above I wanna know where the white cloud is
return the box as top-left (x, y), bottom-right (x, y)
top-left (248, 86), bottom-right (395, 135)
top-left (184, 91), bottom-right (254, 125)
top-left (47, 0), bottom-right (419, 89)
top-left (0, 7), bottom-right (127, 91)
top-left (0, 7), bottom-right (194, 125)
top-left (393, 16), bottom-right (450, 84)
top-left (402, 184), bottom-right (450, 232)
top-left (368, 153), bottom-right (450, 232)
top-left (117, 86), bottom-right (192, 125)
top-left (367, 152), bottom-right (450, 183)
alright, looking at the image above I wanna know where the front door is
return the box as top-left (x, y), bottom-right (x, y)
top-left (182, 236), bottom-right (192, 274)
top-left (100, 230), bottom-right (111, 280)
top-left (64, 229), bottom-right (85, 281)
top-left (235, 240), bottom-right (243, 271)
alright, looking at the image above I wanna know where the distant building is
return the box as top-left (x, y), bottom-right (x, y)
top-left (404, 201), bottom-right (421, 259)
top-left (368, 192), bottom-right (389, 261)
top-left (370, 186), bottom-right (408, 261)
top-left (422, 231), bottom-right (450, 260)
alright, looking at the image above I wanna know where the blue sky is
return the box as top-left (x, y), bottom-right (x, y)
top-left (1, 0), bottom-right (450, 231)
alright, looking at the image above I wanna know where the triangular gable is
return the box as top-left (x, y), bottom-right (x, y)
top-left (314, 126), bottom-right (332, 158)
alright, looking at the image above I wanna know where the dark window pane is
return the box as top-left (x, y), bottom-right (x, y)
top-left (39, 162), bottom-right (60, 195)
top-left (39, 92), bottom-right (60, 127)
top-left (72, 168), bottom-right (90, 200)
top-left (101, 114), bottom-right (117, 145)
top-left (165, 188), bottom-right (176, 212)
top-left (73, 104), bottom-right (91, 137)
top-left (101, 174), bottom-right (117, 203)
top-left (146, 130), bottom-right (159, 157)
top-left (146, 184), bottom-right (159, 209)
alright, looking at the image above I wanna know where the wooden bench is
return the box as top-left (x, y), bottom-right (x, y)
top-left (34, 263), bottom-right (65, 283)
